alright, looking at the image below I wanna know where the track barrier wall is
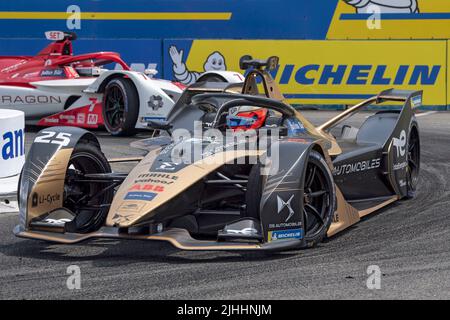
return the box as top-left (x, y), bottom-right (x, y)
top-left (0, 0), bottom-right (449, 110)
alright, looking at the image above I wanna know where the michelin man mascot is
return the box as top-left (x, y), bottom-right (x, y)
top-left (344, 0), bottom-right (419, 13)
top-left (169, 46), bottom-right (227, 85)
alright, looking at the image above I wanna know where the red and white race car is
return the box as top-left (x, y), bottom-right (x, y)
top-left (0, 31), bottom-right (243, 136)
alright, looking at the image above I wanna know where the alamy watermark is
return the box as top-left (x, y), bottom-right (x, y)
top-left (67, 5), bottom-right (81, 30)
top-left (164, 121), bottom-right (281, 175)
top-left (366, 265), bottom-right (381, 290)
top-left (66, 265), bottom-right (81, 290)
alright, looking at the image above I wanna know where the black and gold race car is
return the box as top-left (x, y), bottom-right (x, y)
top-left (15, 56), bottom-right (421, 251)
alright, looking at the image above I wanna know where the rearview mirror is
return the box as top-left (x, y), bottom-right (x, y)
top-left (147, 120), bottom-right (173, 134)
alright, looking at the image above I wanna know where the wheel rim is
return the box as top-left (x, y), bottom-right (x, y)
top-left (104, 84), bottom-right (125, 130)
top-left (64, 152), bottom-right (109, 231)
top-left (303, 161), bottom-right (331, 238)
top-left (407, 131), bottom-right (420, 190)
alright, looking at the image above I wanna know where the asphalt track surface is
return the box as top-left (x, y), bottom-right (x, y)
top-left (0, 111), bottom-right (449, 300)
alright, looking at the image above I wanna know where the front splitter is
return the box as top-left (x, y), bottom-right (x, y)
top-left (14, 225), bottom-right (303, 251)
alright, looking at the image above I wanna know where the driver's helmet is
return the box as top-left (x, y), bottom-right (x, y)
top-left (226, 108), bottom-right (268, 131)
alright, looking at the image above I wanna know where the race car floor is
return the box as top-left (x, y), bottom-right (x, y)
top-left (0, 111), bottom-right (449, 299)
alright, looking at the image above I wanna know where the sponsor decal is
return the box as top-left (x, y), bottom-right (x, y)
top-left (134, 176), bottom-right (175, 185)
top-left (139, 173), bottom-right (178, 180)
top-left (412, 95), bottom-right (422, 108)
top-left (393, 130), bottom-right (407, 157)
top-left (40, 69), bottom-right (65, 77)
top-left (268, 221), bottom-right (301, 229)
top-left (1, 129), bottom-right (24, 160)
top-left (128, 184), bottom-right (165, 192)
top-left (333, 212), bottom-right (340, 223)
top-left (0, 95), bottom-right (62, 105)
top-left (1, 60), bottom-right (27, 73)
top-left (87, 113), bottom-right (98, 125)
top-left (38, 101), bottom-right (103, 128)
top-left (31, 192), bottom-right (61, 207)
top-left (118, 202), bottom-right (145, 212)
top-left (23, 71), bottom-right (40, 79)
top-left (148, 95), bottom-right (164, 110)
top-left (393, 162), bottom-right (408, 171)
top-left (43, 118), bottom-right (59, 124)
top-left (124, 191), bottom-right (157, 201)
top-left (277, 195), bottom-right (295, 222)
top-left (59, 114), bottom-right (76, 124)
top-left (77, 113), bottom-right (86, 124)
top-left (285, 118), bottom-right (306, 135)
top-left (268, 228), bottom-right (303, 241)
top-left (333, 158), bottom-right (381, 176)
top-left (392, 130), bottom-right (408, 171)
top-left (112, 212), bottom-right (134, 224)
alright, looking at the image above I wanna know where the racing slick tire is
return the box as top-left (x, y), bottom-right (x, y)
top-left (102, 78), bottom-right (139, 137)
top-left (245, 150), bottom-right (336, 248)
top-left (405, 124), bottom-right (420, 199)
top-left (245, 163), bottom-right (265, 220)
top-left (64, 141), bottom-right (113, 233)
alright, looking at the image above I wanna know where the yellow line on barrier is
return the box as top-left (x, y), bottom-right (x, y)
top-left (0, 11), bottom-right (232, 20)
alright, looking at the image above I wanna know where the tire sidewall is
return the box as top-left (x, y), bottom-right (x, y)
top-left (65, 142), bottom-right (113, 233)
top-left (304, 150), bottom-right (336, 247)
top-left (406, 120), bottom-right (420, 199)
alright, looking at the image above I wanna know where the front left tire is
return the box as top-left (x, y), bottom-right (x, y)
top-left (64, 141), bottom-right (113, 233)
top-left (102, 78), bottom-right (139, 136)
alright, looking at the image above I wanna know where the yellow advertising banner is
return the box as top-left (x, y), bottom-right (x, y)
top-left (183, 40), bottom-right (447, 107)
top-left (448, 40), bottom-right (450, 108)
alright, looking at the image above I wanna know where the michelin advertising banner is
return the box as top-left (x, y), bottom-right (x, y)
top-left (163, 40), bottom-right (447, 108)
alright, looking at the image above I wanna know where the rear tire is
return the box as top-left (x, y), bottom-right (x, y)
top-left (405, 125), bottom-right (420, 199)
top-left (102, 78), bottom-right (139, 136)
top-left (64, 141), bottom-right (113, 233)
top-left (302, 151), bottom-right (335, 247)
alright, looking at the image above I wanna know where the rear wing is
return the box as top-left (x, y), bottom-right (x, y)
top-left (317, 88), bottom-right (423, 132)
top-left (375, 88), bottom-right (423, 107)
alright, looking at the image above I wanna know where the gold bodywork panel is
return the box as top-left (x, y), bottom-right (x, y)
top-left (26, 148), bottom-right (73, 224)
top-left (106, 149), bottom-right (263, 227)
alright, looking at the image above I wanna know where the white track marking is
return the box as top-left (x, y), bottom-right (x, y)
top-left (416, 111), bottom-right (438, 118)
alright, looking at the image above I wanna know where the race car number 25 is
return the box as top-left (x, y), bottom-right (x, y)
top-left (35, 131), bottom-right (72, 147)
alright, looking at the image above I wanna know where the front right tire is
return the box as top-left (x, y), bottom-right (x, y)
top-left (64, 141), bottom-right (113, 233)
top-left (245, 150), bottom-right (336, 248)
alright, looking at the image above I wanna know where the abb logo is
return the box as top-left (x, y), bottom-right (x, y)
top-left (128, 184), bottom-right (164, 192)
